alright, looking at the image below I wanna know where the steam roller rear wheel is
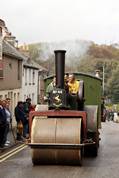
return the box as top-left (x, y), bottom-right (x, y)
top-left (31, 116), bottom-right (82, 165)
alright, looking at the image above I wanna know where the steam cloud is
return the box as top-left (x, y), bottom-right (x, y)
top-left (38, 39), bottom-right (92, 65)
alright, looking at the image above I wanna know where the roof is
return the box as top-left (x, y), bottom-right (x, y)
top-left (44, 72), bottom-right (102, 82)
top-left (3, 40), bottom-right (27, 60)
top-left (23, 58), bottom-right (48, 71)
top-left (2, 39), bottom-right (47, 71)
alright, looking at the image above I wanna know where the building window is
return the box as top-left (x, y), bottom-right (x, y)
top-left (0, 34), bottom-right (3, 78)
top-left (0, 60), bottom-right (3, 78)
top-left (7, 92), bottom-right (12, 111)
top-left (14, 93), bottom-right (16, 107)
top-left (18, 61), bottom-right (20, 80)
top-left (9, 63), bottom-right (12, 69)
top-left (25, 68), bottom-right (27, 85)
top-left (0, 69), bottom-right (3, 78)
top-left (5, 94), bottom-right (8, 99)
top-left (8, 92), bottom-right (11, 99)
top-left (0, 95), bottom-right (3, 100)
top-left (24, 95), bottom-right (26, 101)
top-left (23, 68), bottom-right (24, 76)
top-left (17, 92), bottom-right (20, 102)
top-left (29, 68), bottom-right (31, 85)
top-left (32, 93), bottom-right (34, 103)
top-left (32, 70), bottom-right (35, 85)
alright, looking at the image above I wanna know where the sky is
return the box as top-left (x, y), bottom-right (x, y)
top-left (0, 0), bottom-right (119, 45)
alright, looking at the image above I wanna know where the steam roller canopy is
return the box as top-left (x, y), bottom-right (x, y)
top-left (31, 117), bottom-right (82, 165)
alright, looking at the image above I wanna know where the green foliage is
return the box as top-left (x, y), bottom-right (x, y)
top-left (28, 42), bottom-right (119, 104)
top-left (28, 44), bottom-right (40, 61)
top-left (88, 43), bottom-right (119, 59)
top-left (78, 44), bottom-right (119, 103)
top-left (108, 66), bottom-right (119, 103)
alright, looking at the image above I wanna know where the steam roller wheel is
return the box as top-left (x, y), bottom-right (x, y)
top-left (31, 116), bottom-right (82, 165)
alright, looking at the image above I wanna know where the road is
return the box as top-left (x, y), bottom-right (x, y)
top-left (0, 121), bottom-right (119, 178)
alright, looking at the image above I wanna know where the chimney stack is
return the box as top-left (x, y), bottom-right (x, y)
top-left (4, 35), bottom-right (16, 46)
top-left (18, 44), bottom-right (30, 57)
top-left (0, 19), bottom-right (17, 47)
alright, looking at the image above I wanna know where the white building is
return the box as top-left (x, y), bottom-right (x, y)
top-left (22, 57), bottom-right (48, 104)
top-left (22, 58), bottom-right (40, 104)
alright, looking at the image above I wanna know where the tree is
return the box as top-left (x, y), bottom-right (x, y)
top-left (29, 44), bottom-right (40, 61)
top-left (108, 65), bottom-right (119, 103)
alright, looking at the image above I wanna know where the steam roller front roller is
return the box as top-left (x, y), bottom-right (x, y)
top-left (31, 117), bottom-right (82, 165)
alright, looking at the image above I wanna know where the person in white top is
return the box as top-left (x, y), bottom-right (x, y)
top-left (4, 101), bottom-right (12, 146)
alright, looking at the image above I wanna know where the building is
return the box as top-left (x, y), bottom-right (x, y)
top-left (0, 19), bottom-right (48, 126)
top-left (19, 45), bottom-right (48, 105)
top-left (22, 58), bottom-right (40, 104)
top-left (0, 19), bottom-right (26, 125)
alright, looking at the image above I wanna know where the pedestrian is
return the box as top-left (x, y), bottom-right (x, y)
top-left (109, 110), bottom-right (114, 121)
top-left (0, 100), bottom-right (7, 148)
top-left (29, 104), bottom-right (36, 111)
top-left (23, 98), bottom-right (32, 138)
top-left (113, 112), bottom-right (119, 123)
top-left (3, 100), bottom-right (12, 146)
top-left (106, 109), bottom-right (111, 121)
top-left (24, 98), bottom-right (32, 115)
top-left (15, 101), bottom-right (28, 141)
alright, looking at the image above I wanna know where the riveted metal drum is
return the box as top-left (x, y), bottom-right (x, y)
top-left (31, 116), bottom-right (82, 165)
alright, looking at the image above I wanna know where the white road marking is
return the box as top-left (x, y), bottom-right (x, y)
top-left (0, 144), bottom-right (27, 163)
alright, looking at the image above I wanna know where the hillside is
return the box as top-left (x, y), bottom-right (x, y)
top-left (28, 40), bottom-right (119, 103)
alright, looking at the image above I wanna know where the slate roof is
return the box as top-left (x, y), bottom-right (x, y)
top-left (23, 58), bottom-right (48, 71)
top-left (2, 39), bottom-right (47, 71)
top-left (3, 40), bottom-right (27, 60)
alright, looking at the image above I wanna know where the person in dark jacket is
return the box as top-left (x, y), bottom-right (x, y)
top-left (0, 100), bottom-right (7, 148)
top-left (23, 98), bottom-right (32, 138)
top-left (24, 98), bottom-right (31, 114)
top-left (15, 101), bottom-right (28, 140)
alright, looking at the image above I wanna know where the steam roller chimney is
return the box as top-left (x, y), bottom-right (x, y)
top-left (54, 50), bottom-right (66, 89)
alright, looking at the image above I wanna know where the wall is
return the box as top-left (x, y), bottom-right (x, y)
top-left (0, 55), bottom-right (22, 90)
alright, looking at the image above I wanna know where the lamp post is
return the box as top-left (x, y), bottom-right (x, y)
top-left (95, 70), bottom-right (100, 78)
top-left (95, 66), bottom-right (105, 96)
top-left (102, 65), bottom-right (105, 96)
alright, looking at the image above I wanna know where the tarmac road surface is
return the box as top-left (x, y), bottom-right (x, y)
top-left (0, 121), bottom-right (119, 178)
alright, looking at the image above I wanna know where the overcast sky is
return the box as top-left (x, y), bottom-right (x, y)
top-left (0, 0), bottom-right (119, 45)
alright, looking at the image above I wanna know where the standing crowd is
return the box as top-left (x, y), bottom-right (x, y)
top-left (0, 98), bottom-right (35, 148)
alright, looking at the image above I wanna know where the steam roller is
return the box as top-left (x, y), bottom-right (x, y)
top-left (28, 50), bottom-right (101, 165)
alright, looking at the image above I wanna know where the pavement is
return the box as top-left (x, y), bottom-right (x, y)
top-left (7, 127), bottom-right (17, 146)
top-left (0, 127), bottom-right (20, 153)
